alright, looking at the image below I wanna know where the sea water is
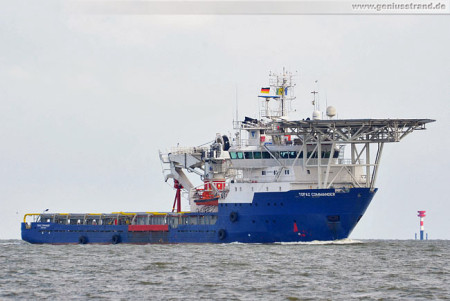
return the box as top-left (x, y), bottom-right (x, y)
top-left (0, 239), bottom-right (449, 300)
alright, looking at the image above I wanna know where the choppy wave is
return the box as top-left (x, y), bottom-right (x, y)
top-left (0, 239), bottom-right (24, 245)
top-left (1, 239), bottom-right (449, 300)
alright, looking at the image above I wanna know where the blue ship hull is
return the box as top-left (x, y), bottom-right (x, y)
top-left (22, 188), bottom-right (376, 244)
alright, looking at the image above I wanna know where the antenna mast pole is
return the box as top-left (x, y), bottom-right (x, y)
top-left (311, 91), bottom-right (318, 110)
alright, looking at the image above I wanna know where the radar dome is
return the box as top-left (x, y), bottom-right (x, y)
top-left (326, 106), bottom-right (337, 118)
top-left (312, 111), bottom-right (321, 120)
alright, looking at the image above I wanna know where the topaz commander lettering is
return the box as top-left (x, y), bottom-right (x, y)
top-left (299, 192), bottom-right (336, 197)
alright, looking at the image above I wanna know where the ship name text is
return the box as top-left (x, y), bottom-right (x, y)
top-left (299, 192), bottom-right (336, 197)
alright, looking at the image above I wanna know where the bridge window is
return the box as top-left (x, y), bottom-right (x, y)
top-left (307, 151), bottom-right (318, 158)
top-left (289, 151), bottom-right (300, 158)
top-left (280, 151), bottom-right (289, 159)
top-left (262, 171), bottom-right (266, 175)
top-left (253, 152), bottom-right (262, 159)
top-left (237, 152), bottom-right (244, 159)
top-left (244, 152), bottom-right (253, 159)
top-left (262, 152), bottom-right (271, 159)
top-left (230, 152), bottom-right (237, 159)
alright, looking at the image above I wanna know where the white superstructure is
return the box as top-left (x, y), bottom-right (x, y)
top-left (160, 69), bottom-right (434, 212)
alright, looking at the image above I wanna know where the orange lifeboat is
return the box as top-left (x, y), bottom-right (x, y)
top-left (193, 180), bottom-right (225, 206)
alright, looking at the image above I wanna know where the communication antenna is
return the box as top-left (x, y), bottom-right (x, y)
top-left (311, 80), bottom-right (323, 120)
top-left (311, 90), bottom-right (318, 110)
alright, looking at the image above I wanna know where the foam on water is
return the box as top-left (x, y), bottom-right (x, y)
top-left (279, 238), bottom-right (363, 245)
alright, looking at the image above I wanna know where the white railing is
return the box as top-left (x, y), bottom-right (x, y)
top-left (168, 146), bottom-right (208, 155)
top-left (338, 159), bottom-right (365, 165)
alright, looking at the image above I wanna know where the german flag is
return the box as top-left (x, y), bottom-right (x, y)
top-left (260, 87), bottom-right (270, 94)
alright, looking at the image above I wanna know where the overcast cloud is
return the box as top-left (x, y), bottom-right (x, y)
top-left (1, 1), bottom-right (449, 239)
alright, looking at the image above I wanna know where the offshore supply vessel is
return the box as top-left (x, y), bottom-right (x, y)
top-left (22, 70), bottom-right (434, 244)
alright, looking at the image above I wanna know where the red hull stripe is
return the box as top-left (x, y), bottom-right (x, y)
top-left (128, 225), bottom-right (169, 232)
top-left (194, 199), bottom-right (219, 206)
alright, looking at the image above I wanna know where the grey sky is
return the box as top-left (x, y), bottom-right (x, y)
top-left (1, 1), bottom-right (449, 239)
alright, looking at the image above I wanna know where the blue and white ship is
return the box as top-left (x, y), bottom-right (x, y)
top-left (22, 70), bottom-right (434, 244)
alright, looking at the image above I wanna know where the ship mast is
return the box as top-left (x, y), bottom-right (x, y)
top-left (260, 68), bottom-right (296, 118)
